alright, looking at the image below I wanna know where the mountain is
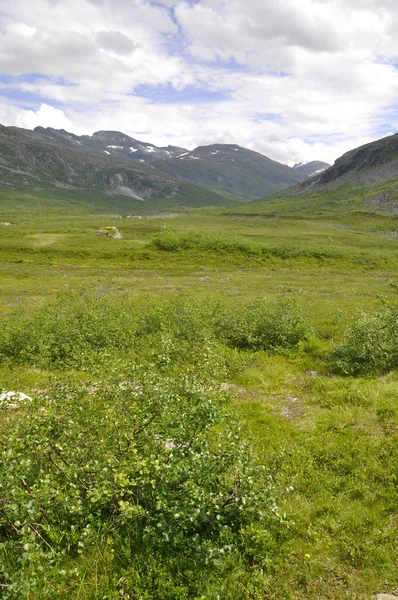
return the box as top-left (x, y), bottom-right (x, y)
top-left (152, 143), bottom-right (307, 199)
top-left (0, 125), bottom-right (308, 207)
top-left (0, 125), bottom-right (227, 208)
top-left (293, 160), bottom-right (331, 178)
top-left (235, 131), bottom-right (398, 219)
top-left (73, 131), bottom-right (306, 198)
top-left (294, 132), bottom-right (398, 194)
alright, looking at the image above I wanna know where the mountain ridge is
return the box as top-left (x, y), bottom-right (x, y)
top-left (0, 124), bottom-right (308, 206)
top-left (293, 160), bottom-right (331, 178)
top-left (291, 132), bottom-right (398, 195)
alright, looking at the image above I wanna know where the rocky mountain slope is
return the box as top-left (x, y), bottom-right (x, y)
top-left (293, 160), bottom-right (331, 178)
top-left (73, 130), bottom-right (306, 199)
top-left (294, 132), bottom-right (398, 194)
top-left (0, 125), bottom-right (308, 204)
top-left (253, 132), bottom-right (398, 216)
top-left (0, 125), bottom-right (227, 207)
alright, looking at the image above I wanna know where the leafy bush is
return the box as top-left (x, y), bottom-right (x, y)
top-left (331, 306), bottom-right (398, 375)
top-left (216, 296), bottom-right (310, 352)
top-left (0, 292), bottom-right (308, 371)
top-left (0, 293), bottom-right (216, 371)
top-left (150, 230), bottom-right (342, 260)
top-left (0, 292), bottom-right (135, 369)
top-left (150, 230), bottom-right (260, 254)
top-left (0, 371), bottom-right (276, 598)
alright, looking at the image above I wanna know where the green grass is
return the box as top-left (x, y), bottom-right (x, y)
top-left (1, 184), bottom-right (398, 598)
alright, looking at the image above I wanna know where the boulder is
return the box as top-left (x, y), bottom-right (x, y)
top-left (96, 226), bottom-right (122, 239)
top-left (0, 391), bottom-right (33, 410)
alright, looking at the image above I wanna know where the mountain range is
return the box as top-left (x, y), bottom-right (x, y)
top-left (2, 123), bottom-right (398, 214)
top-left (0, 124), bottom-right (327, 207)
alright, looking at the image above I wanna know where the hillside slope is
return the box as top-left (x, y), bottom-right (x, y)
top-left (294, 132), bottom-right (398, 194)
top-left (36, 128), bottom-right (306, 199)
top-left (152, 143), bottom-right (305, 199)
top-left (0, 125), bottom-right (307, 203)
top-left (293, 160), bottom-right (331, 178)
top-left (0, 125), bottom-right (230, 209)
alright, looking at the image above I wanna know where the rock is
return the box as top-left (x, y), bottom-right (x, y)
top-left (305, 370), bottom-right (318, 377)
top-left (375, 595), bottom-right (398, 600)
top-left (96, 226), bottom-right (122, 239)
top-left (1, 222), bottom-right (11, 226)
top-left (0, 391), bottom-right (33, 409)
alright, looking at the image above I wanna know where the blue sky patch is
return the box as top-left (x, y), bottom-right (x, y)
top-left (373, 123), bottom-right (396, 137)
top-left (0, 73), bottom-right (75, 108)
top-left (371, 107), bottom-right (398, 137)
top-left (0, 87), bottom-right (63, 109)
top-left (208, 56), bottom-right (249, 72)
top-left (0, 73), bottom-right (74, 86)
top-left (133, 83), bottom-right (231, 104)
top-left (254, 112), bottom-right (283, 123)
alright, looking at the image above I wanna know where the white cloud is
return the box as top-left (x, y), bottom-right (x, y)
top-left (0, 0), bottom-right (398, 165)
top-left (15, 103), bottom-right (77, 132)
top-left (96, 30), bottom-right (138, 55)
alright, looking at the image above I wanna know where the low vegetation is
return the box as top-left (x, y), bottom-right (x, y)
top-left (0, 186), bottom-right (398, 598)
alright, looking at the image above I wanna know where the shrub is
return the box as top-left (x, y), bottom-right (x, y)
top-left (150, 230), bottom-right (342, 261)
top-left (151, 230), bottom-right (260, 255)
top-left (331, 306), bottom-right (398, 375)
top-left (0, 292), bottom-right (308, 372)
top-left (217, 296), bottom-right (310, 352)
top-left (0, 292), bottom-right (136, 369)
top-left (0, 371), bottom-right (274, 598)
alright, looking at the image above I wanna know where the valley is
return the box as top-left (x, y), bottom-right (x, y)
top-left (1, 160), bottom-right (398, 597)
top-left (2, 0), bottom-right (398, 596)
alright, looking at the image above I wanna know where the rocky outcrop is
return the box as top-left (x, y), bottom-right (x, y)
top-left (0, 391), bottom-right (32, 410)
top-left (96, 226), bottom-right (122, 239)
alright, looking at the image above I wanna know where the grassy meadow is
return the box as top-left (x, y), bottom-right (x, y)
top-left (1, 185), bottom-right (398, 599)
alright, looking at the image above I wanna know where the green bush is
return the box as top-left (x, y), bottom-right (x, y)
top-left (150, 230), bottom-right (260, 255)
top-left (0, 292), bottom-right (135, 369)
top-left (0, 292), bottom-right (308, 371)
top-left (150, 230), bottom-right (342, 260)
top-left (0, 371), bottom-right (275, 598)
top-left (331, 306), bottom-right (398, 375)
top-left (217, 296), bottom-right (310, 352)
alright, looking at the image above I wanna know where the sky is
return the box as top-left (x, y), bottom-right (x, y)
top-left (0, 0), bottom-right (398, 166)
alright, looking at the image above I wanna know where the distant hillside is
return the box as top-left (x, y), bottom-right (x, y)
top-left (220, 175), bottom-right (398, 224)
top-left (293, 160), bottom-right (331, 178)
top-left (0, 125), bottom-right (308, 206)
top-left (293, 133), bottom-right (398, 194)
top-left (319, 133), bottom-right (398, 185)
top-left (219, 132), bottom-right (398, 221)
top-left (33, 128), bottom-right (307, 199)
top-left (152, 143), bottom-right (306, 199)
top-left (0, 125), bottom-right (231, 209)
